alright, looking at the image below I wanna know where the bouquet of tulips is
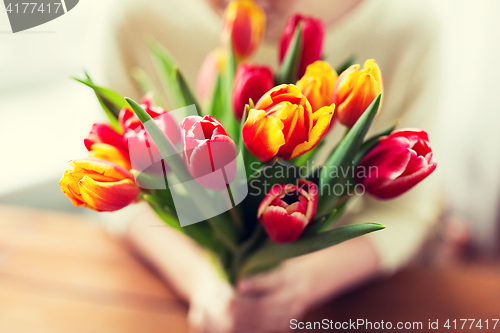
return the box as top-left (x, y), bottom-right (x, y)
top-left (60, 0), bottom-right (436, 283)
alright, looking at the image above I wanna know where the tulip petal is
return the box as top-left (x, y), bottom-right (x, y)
top-left (79, 176), bottom-right (139, 211)
top-left (273, 103), bottom-right (310, 159)
top-left (369, 162), bottom-right (437, 199)
top-left (256, 84), bottom-right (309, 111)
top-left (333, 65), bottom-right (359, 105)
top-left (243, 109), bottom-right (286, 161)
top-left (336, 73), bottom-right (379, 127)
top-left (358, 137), bottom-right (413, 191)
top-left (260, 206), bottom-right (308, 243)
top-left (84, 123), bottom-right (126, 153)
top-left (289, 105), bottom-right (334, 159)
top-left (89, 143), bottom-right (131, 170)
top-left (71, 158), bottom-right (134, 181)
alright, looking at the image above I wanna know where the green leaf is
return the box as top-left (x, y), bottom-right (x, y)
top-left (143, 194), bottom-right (223, 252)
top-left (148, 40), bottom-right (200, 112)
top-left (131, 67), bottom-right (167, 107)
top-left (221, 41), bottom-right (239, 140)
top-left (354, 120), bottom-right (398, 166)
top-left (175, 66), bottom-right (200, 110)
top-left (306, 196), bottom-right (350, 235)
top-left (149, 40), bottom-right (184, 109)
top-left (208, 74), bottom-right (224, 118)
top-left (239, 223), bottom-right (385, 277)
top-left (74, 76), bottom-right (128, 132)
top-left (317, 94), bottom-right (382, 216)
top-left (275, 23), bottom-right (303, 84)
top-left (335, 55), bottom-right (356, 74)
top-left (143, 194), bottom-right (182, 231)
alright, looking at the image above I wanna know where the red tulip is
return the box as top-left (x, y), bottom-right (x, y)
top-left (119, 94), bottom-right (167, 133)
top-left (258, 179), bottom-right (318, 243)
top-left (126, 111), bottom-right (181, 174)
top-left (221, 0), bottom-right (266, 60)
top-left (180, 115), bottom-right (237, 191)
top-left (232, 64), bottom-right (274, 120)
top-left (356, 129), bottom-right (437, 199)
top-left (278, 14), bottom-right (325, 78)
top-left (84, 123), bottom-right (127, 153)
top-left (120, 94), bottom-right (181, 166)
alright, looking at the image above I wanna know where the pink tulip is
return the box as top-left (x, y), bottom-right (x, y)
top-left (196, 48), bottom-right (226, 109)
top-left (278, 14), bottom-right (325, 78)
top-left (232, 64), bottom-right (274, 120)
top-left (356, 129), bottom-right (437, 199)
top-left (258, 179), bottom-right (318, 243)
top-left (180, 115), bottom-right (237, 191)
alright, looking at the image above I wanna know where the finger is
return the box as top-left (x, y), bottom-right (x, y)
top-left (237, 269), bottom-right (284, 295)
top-left (187, 307), bottom-right (205, 333)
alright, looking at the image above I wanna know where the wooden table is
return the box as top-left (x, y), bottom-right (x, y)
top-left (0, 205), bottom-right (499, 333)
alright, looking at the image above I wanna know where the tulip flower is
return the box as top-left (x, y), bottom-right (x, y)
top-left (119, 94), bottom-right (168, 133)
top-left (242, 84), bottom-right (334, 161)
top-left (333, 59), bottom-right (383, 128)
top-left (279, 14), bottom-right (325, 78)
top-left (84, 123), bottom-right (126, 153)
top-left (232, 64), bottom-right (274, 120)
top-left (196, 48), bottom-right (226, 109)
top-left (221, 0), bottom-right (266, 60)
top-left (60, 158), bottom-right (139, 212)
top-left (180, 115), bottom-right (237, 191)
top-left (88, 143), bottom-right (132, 170)
top-left (356, 129), bottom-right (437, 199)
top-left (258, 179), bottom-right (318, 243)
top-left (120, 95), bottom-right (181, 159)
top-left (125, 111), bottom-right (182, 176)
top-left (296, 60), bottom-right (338, 112)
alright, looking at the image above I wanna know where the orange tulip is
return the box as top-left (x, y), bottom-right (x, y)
top-left (60, 158), bottom-right (139, 212)
top-left (88, 143), bottom-right (132, 170)
top-left (221, 0), bottom-right (266, 60)
top-left (296, 60), bottom-right (338, 112)
top-left (333, 59), bottom-right (383, 128)
top-left (242, 84), bottom-right (334, 161)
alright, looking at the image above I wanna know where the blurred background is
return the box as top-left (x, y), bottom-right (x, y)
top-left (0, 0), bottom-right (499, 331)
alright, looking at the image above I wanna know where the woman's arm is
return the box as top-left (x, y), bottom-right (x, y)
top-left (124, 207), bottom-right (221, 303)
top-left (125, 207), bottom-right (381, 333)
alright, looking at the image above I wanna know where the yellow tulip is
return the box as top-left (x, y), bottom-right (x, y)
top-left (88, 143), bottom-right (131, 170)
top-left (60, 159), bottom-right (139, 212)
top-left (296, 60), bottom-right (338, 112)
top-left (333, 59), bottom-right (383, 128)
top-left (243, 84), bottom-right (334, 161)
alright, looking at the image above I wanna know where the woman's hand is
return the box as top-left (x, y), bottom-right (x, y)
top-left (187, 237), bottom-right (380, 333)
top-left (187, 260), bottom-right (312, 333)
